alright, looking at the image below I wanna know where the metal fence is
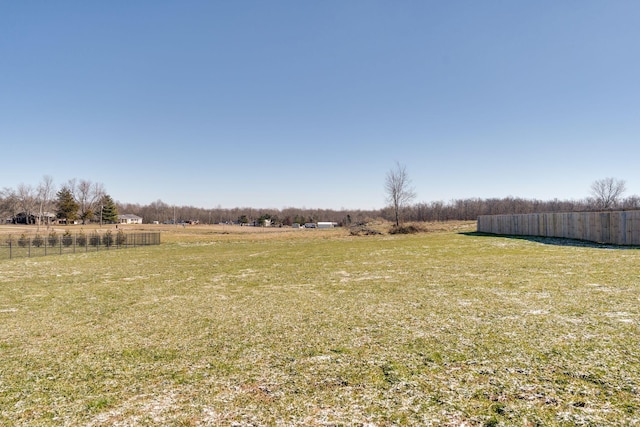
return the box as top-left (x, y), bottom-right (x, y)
top-left (477, 210), bottom-right (640, 246)
top-left (0, 231), bottom-right (161, 260)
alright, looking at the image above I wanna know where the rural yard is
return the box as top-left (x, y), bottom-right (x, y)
top-left (0, 222), bottom-right (639, 426)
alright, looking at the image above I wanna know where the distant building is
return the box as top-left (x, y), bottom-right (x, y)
top-left (118, 214), bottom-right (143, 224)
top-left (317, 222), bottom-right (336, 229)
top-left (12, 212), bottom-right (56, 225)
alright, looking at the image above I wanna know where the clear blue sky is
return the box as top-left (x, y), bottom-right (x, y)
top-left (2, 1), bottom-right (639, 210)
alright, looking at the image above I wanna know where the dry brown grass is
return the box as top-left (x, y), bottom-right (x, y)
top-left (3, 220), bottom-right (637, 426)
top-left (0, 221), bottom-right (477, 246)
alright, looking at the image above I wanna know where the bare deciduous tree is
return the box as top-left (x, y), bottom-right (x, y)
top-left (17, 184), bottom-right (36, 224)
top-left (622, 195), bottom-right (640, 209)
top-left (590, 177), bottom-right (626, 209)
top-left (150, 199), bottom-right (169, 223)
top-left (73, 179), bottom-right (106, 224)
top-left (385, 162), bottom-right (416, 226)
top-left (36, 175), bottom-right (56, 230)
top-left (0, 187), bottom-right (19, 222)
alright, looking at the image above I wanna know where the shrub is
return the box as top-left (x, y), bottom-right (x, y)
top-left (32, 234), bottom-right (44, 247)
top-left (18, 234), bottom-right (28, 248)
top-left (77, 230), bottom-right (87, 247)
top-left (116, 230), bottom-right (127, 246)
top-left (388, 224), bottom-right (424, 235)
top-left (89, 234), bottom-right (101, 247)
top-left (103, 230), bottom-right (114, 247)
top-left (48, 231), bottom-right (59, 247)
top-left (62, 230), bottom-right (73, 247)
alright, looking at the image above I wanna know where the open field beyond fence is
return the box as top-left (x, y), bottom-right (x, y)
top-left (1, 222), bottom-right (639, 425)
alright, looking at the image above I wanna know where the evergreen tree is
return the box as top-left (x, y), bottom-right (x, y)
top-left (258, 213), bottom-right (271, 226)
top-left (100, 194), bottom-right (119, 224)
top-left (55, 187), bottom-right (79, 224)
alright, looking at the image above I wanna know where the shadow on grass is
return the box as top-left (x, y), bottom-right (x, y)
top-left (461, 231), bottom-right (640, 250)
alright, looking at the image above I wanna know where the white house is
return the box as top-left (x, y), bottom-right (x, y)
top-left (118, 214), bottom-right (143, 224)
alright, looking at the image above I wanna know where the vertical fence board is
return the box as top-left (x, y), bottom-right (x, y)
top-left (631, 212), bottom-right (640, 244)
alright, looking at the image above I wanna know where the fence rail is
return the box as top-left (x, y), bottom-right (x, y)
top-left (0, 231), bottom-right (161, 260)
top-left (477, 211), bottom-right (640, 246)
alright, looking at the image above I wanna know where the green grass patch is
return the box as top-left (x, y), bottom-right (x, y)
top-left (1, 225), bottom-right (639, 425)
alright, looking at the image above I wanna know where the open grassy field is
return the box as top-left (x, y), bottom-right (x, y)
top-left (1, 222), bottom-right (639, 426)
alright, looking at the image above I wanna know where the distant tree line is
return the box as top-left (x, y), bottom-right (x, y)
top-left (393, 194), bottom-right (640, 223)
top-left (2, 176), bottom-right (638, 227)
top-left (117, 186), bottom-right (640, 227)
top-left (388, 177), bottom-right (638, 223)
top-left (383, 166), bottom-right (639, 224)
top-left (116, 200), bottom-right (377, 227)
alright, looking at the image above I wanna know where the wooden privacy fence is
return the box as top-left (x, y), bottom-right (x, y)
top-left (477, 210), bottom-right (640, 245)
